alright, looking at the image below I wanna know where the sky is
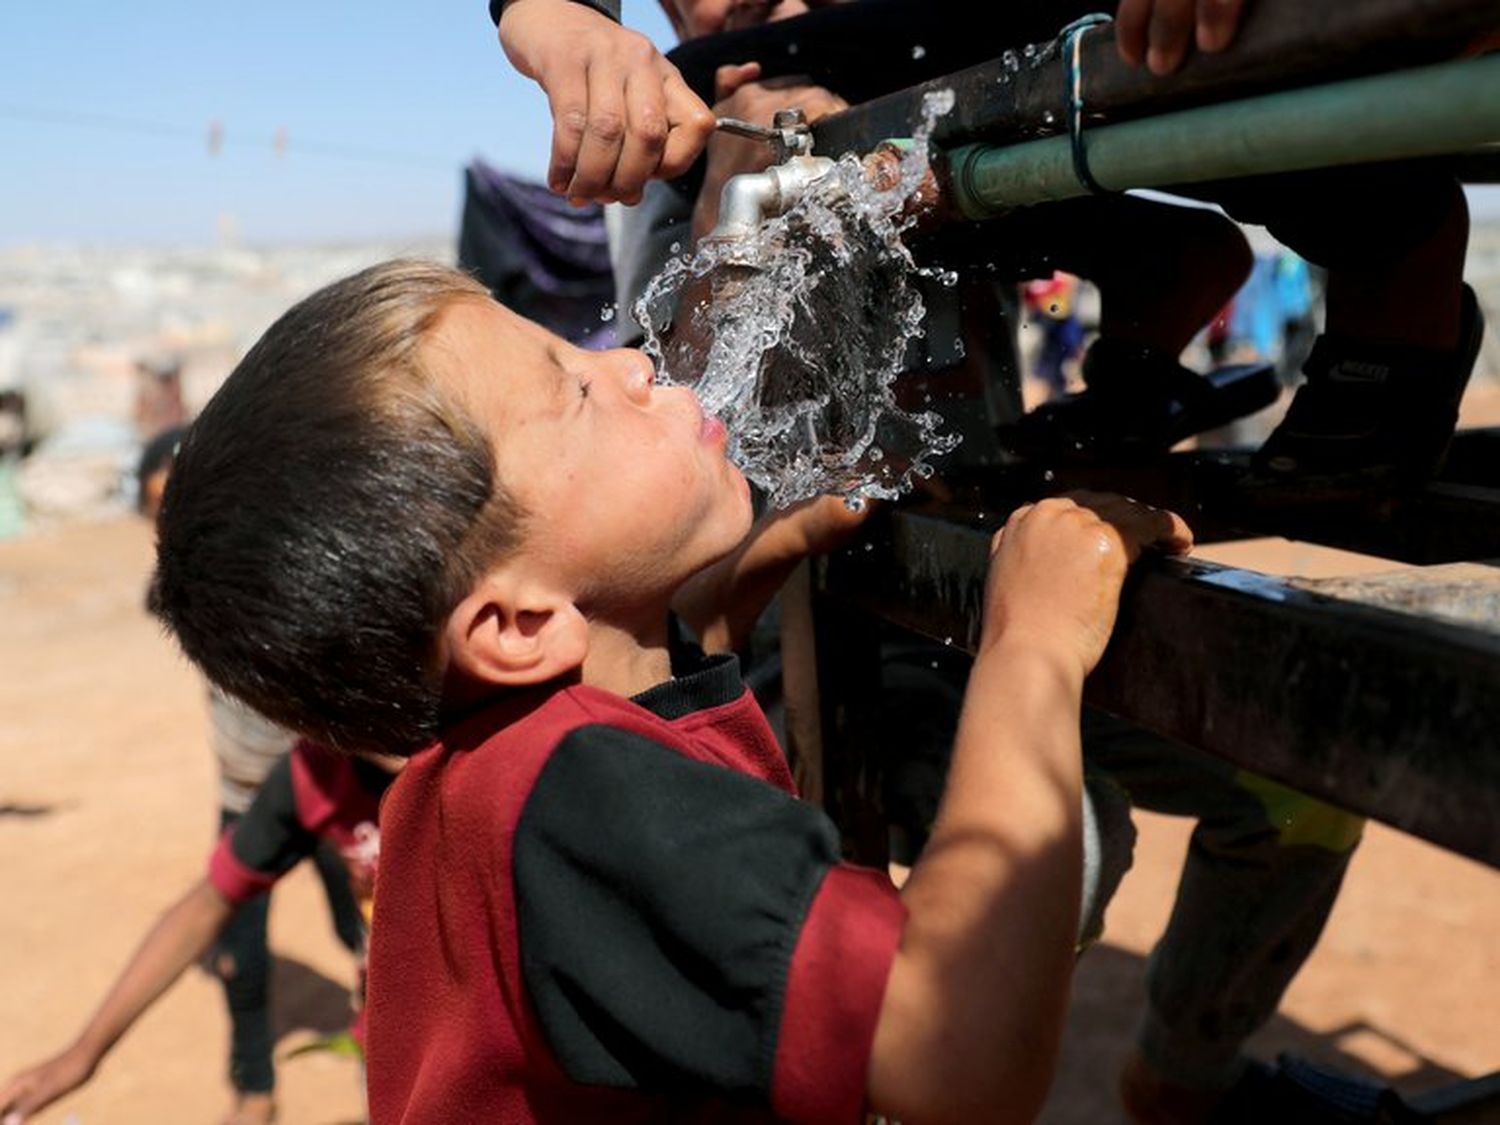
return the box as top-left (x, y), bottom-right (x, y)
top-left (1, 1), bottom-right (679, 247)
top-left (3, 2), bottom-right (1496, 247)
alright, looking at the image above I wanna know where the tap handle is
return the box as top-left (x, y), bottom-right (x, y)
top-left (715, 117), bottom-right (777, 142)
top-left (715, 110), bottom-right (814, 161)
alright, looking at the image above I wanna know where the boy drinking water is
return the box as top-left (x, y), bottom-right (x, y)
top-left (145, 259), bottom-right (1190, 1123)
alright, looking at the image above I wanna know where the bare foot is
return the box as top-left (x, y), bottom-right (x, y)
top-left (222, 1092), bottom-right (277, 1125)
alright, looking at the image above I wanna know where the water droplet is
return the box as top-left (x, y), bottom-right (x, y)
top-left (1042, 469), bottom-right (1056, 482)
top-left (911, 44), bottom-right (927, 60)
top-left (844, 495), bottom-right (867, 513)
top-left (943, 635), bottom-right (953, 646)
top-left (787, 41), bottom-right (799, 55)
top-left (599, 303), bottom-right (616, 321)
top-left (863, 541), bottom-right (874, 552)
top-left (669, 241), bottom-right (682, 255)
top-left (868, 446), bottom-right (884, 462)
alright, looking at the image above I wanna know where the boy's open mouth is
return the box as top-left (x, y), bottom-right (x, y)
top-left (701, 413), bottom-right (728, 446)
top-left (697, 399), bottom-right (728, 447)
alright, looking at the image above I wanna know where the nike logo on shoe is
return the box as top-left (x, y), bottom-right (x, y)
top-left (1325, 359), bottom-right (1391, 384)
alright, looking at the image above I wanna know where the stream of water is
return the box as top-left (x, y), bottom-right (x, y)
top-left (636, 90), bottom-right (961, 510)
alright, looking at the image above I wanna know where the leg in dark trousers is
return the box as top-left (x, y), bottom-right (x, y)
top-left (210, 809), bottom-right (276, 1097)
top-left (310, 839), bottom-right (365, 956)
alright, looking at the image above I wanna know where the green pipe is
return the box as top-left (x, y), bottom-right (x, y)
top-left (946, 54), bottom-right (1500, 219)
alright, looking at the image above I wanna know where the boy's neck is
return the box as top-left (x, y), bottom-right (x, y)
top-left (581, 614), bottom-right (674, 699)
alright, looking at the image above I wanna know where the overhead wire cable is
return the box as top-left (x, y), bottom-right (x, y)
top-left (0, 102), bottom-right (452, 170)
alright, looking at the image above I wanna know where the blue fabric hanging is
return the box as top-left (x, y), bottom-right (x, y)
top-left (458, 158), bottom-right (617, 348)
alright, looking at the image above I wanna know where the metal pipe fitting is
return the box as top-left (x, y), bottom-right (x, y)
top-left (704, 154), bottom-right (838, 264)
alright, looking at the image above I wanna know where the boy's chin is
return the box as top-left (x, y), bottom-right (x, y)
top-left (686, 541), bottom-right (738, 583)
top-left (681, 526), bottom-right (749, 587)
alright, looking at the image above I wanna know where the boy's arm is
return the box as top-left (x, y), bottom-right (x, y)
top-left (495, 0), bottom-right (715, 204)
top-left (672, 494), bottom-right (870, 654)
top-left (867, 494), bottom-right (1192, 1125)
top-left (513, 493), bottom-right (1185, 1123)
top-left (0, 878), bottom-right (234, 1123)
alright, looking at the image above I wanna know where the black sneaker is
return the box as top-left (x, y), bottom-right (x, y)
top-left (1212, 1054), bottom-right (1429, 1125)
top-left (1249, 284), bottom-right (1484, 491)
top-left (1001, 337), bottom-right (1280, 463)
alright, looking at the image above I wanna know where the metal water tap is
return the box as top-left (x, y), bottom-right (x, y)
top-left (706, 108), bottom-right (837, 260)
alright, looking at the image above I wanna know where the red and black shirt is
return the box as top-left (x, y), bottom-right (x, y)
top-left (365, 649), bottom-right (906, 1124)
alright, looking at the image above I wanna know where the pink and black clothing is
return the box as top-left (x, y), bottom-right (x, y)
top-left (366, 648), bottom-right (906, 1125)
top-left (206, 740), bottom-right (389, 1090)
top-left (208, 741), bottom-right (387, 914)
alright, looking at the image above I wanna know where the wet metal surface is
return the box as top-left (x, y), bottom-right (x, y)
top-left (817, 505), bottom-right (1500, 867)
top-left (1291, 564), bottom-right (1500, 634)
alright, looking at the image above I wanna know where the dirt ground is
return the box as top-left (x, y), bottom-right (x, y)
top-left (1, 511), bottom-right (1496, 1125)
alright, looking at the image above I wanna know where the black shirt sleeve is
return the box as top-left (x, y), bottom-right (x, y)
top-left (227, 753), bottom-right (319, 880)
top-left (513, 724), bottom-right (843, 1103)
top-left (490, 0), bottom-right (620, 25)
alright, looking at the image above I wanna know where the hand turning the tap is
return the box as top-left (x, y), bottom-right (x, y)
top-left (494, 0), bottom-right (853, 207)
top-left (497, 0), bottom-right (717, 205)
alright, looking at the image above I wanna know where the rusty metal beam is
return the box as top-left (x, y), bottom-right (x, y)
top-left (816, 505), bottom-right (1500, 867)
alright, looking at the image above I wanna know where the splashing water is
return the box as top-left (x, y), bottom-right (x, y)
top-left (634, 89), bottom-right (961, 510)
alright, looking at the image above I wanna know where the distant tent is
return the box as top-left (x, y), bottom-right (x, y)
top-left (458, 159), bottom-right (616, 348)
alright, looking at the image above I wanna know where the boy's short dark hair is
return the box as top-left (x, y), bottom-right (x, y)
top-left (151, 260), bottom-right (525, 756)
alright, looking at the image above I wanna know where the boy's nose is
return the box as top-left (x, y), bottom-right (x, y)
top-left (614, 350), bottom-right (656, 403)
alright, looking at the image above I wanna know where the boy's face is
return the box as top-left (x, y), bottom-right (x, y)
top-left (429, 300), bottom-right (753, 612)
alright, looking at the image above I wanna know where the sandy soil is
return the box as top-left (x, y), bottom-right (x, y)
top-left (1, 514), bottom-right (1496, 1125)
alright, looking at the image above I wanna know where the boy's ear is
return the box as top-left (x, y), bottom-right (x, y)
top-left (443, 570), bottom-right (588, 689)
